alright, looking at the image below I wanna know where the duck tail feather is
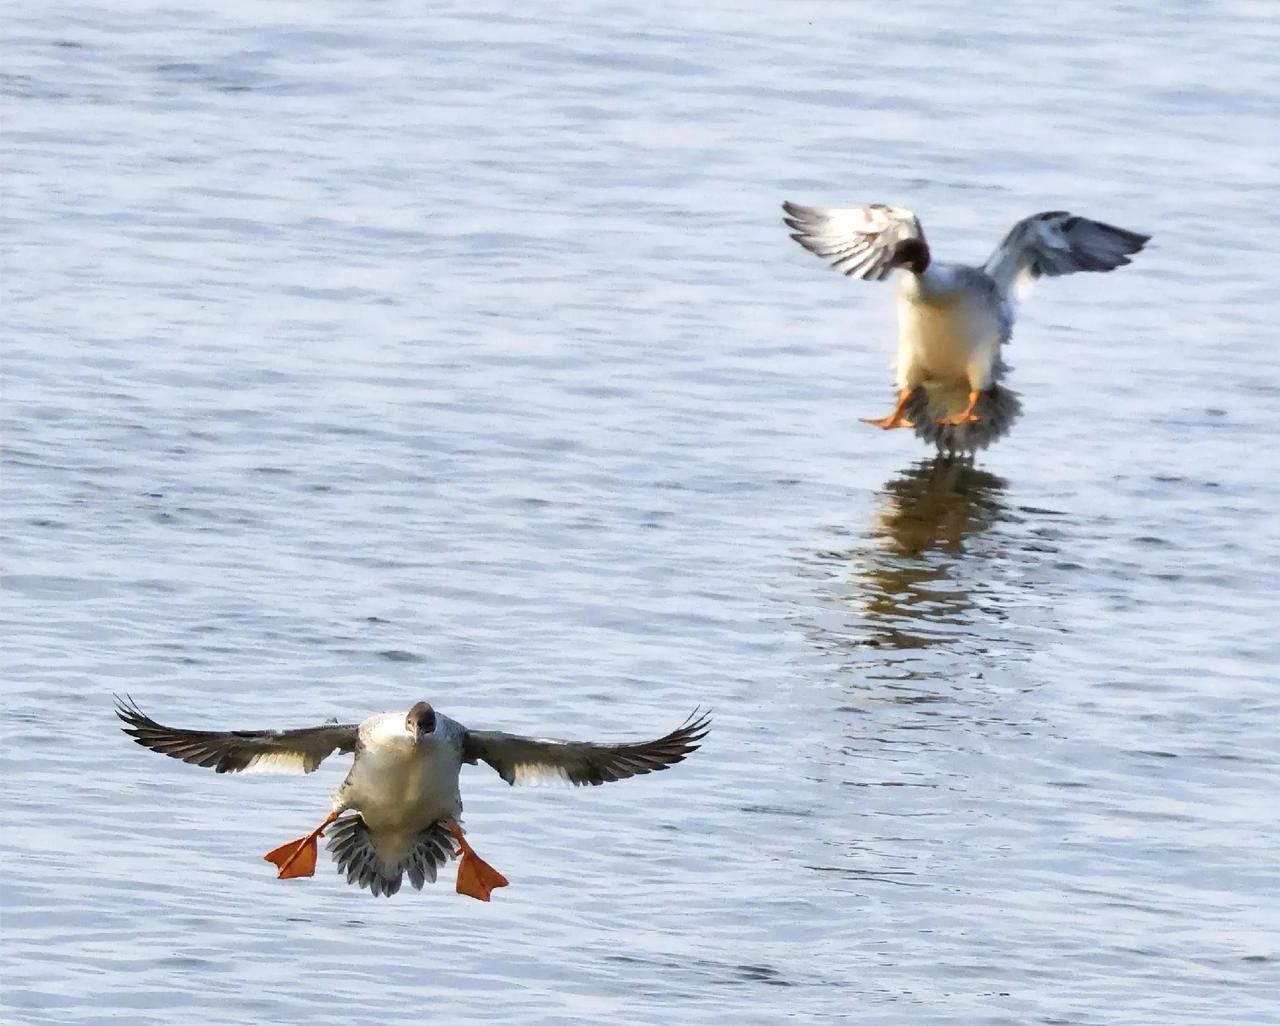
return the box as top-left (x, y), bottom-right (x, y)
top-left (325, 814), bottom-right (455, 897)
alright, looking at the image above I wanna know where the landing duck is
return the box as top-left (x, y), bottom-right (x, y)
top-left (783, 202), bottom-right (1149, 451)
top-left (116, 696), bottom-right (709, 899)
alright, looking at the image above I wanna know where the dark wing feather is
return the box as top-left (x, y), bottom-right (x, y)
top-left (462, 709), bottom-right (710, 787)
top-left (114, 694), bottom-right (359, 774)
top-left (782, 201), bottom-right (927, 281)
top-left (984, 210), bottom-right (1149, 296)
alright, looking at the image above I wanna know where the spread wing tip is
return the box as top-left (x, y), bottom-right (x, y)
top-left (1097, 223), bottom-right (1150, 255)
top-left (782, 204), bottom-right (826, 233)
top-left (114, 692), bottom-right (155, 736)
top-left (676, 706), bottom-right (712, 744)
top-left (647, 708), bottom-right (711, 768)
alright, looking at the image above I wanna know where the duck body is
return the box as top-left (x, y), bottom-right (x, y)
top-left (115, 696), bottom-right (709, 899)
top-left (895, 262), bottom-right (1008, 392)
top-left (332, 711), bottom-right (464, 868)
top-left (892, 262), bottom-right (1019, 450)
top-left (783, 202), bottom-right (1149, 452)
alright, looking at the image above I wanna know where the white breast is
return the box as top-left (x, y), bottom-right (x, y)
top-left (340, 730), bottom-right (461, 833)
top-left (894, 267), bottom-right (1003, 385)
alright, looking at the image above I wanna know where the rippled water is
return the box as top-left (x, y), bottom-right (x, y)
top-left (4, 2), bottom-right (1279, 1024)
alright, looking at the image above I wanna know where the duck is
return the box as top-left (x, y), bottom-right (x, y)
top-left (782, 202), bottom-right (1150, 452)
top-left (115, 695), bottom-right (709, 899)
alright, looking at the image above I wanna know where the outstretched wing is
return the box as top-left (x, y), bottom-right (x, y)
top-left (114, 694), bottom-right (359, 774)
top-left (984, 211), bottom-right (1149, 298)
top-left (782, 202), bottom-right (927, 281)
top-left (462, 709), bottom-right (710, 786)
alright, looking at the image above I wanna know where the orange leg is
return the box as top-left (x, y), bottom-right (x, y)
top-left (937, 389), bottom-right (982, 426)
top-left (450, 824), bottom-right (509, 902)
top-left (263, 810), bottom-right (339, 880)
top-left (860, 387), bottom-right (915, 429)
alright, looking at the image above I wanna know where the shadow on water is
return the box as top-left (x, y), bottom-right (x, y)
top-left (795, 456), bottom-right (1063, 703)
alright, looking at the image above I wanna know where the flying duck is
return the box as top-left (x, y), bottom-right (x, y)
top-left (115, 695), bottom-right (709, 900)
top-left (782, 202), bottom-right (1150, 451)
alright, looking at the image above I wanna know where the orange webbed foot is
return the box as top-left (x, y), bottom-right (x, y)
top-left (264, 836), bottom-right (319, 879)
top-left (859, 412), bottom-right (914, 430)
top-left (263, 810), bottom-right (338, 880)
top-left (455, 852), bottom-right (510, 902)
top-left (936, 390), bottom-right (982, 426)
top-left (451, 824), bottom-right (509, 902)
top-left (861, 387), bottom-right (916, 430)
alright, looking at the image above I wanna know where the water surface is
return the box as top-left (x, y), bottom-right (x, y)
top-left (3, 2), bottom-right (1278, 1024)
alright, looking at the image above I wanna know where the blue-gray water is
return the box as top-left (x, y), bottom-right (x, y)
top-left (3, 3), bottom-right (1278, 1024)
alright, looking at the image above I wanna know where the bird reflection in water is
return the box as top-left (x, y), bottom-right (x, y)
top-left (873, 456), bottom-right (1006, 559)
top-left (796, 459), bottom-right (1064, 888)
top-left (803, 456), bottom-right (1010, 662)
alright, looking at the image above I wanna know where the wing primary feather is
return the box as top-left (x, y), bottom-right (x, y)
top-left (782, 202), bottom-right (927, 281)
top-left (113, 694), bottom-right (358, 775)
top-left (465, 709), bottom-right (711, 789)
top-left (984, 210), bottom-right (1149, 296)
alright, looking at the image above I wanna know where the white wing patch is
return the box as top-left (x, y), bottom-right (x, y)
top-left (511, 762), bottom-right (573, 787)
top-left (241, 751), bottom-right (314, 774)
